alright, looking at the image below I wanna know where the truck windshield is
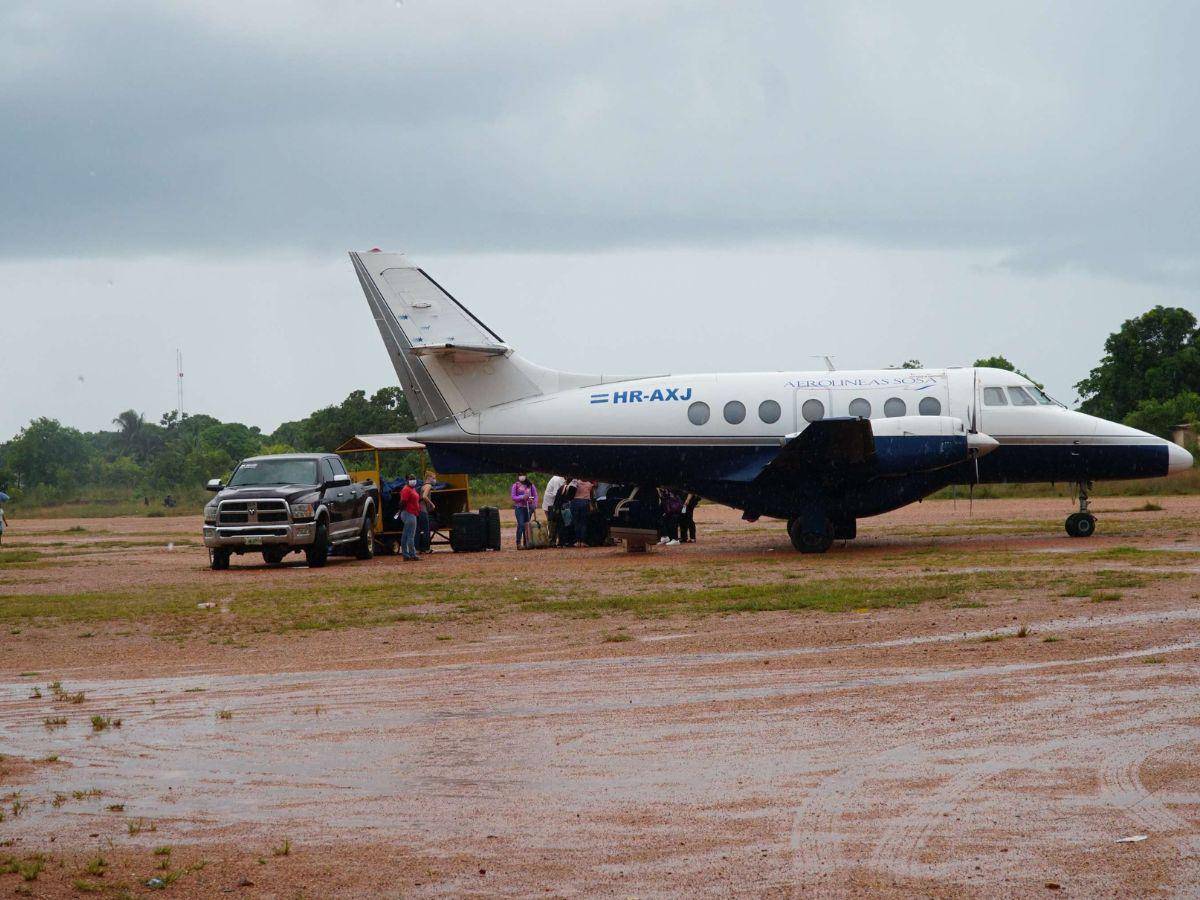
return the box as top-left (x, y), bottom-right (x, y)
top-left (228, 459), bottom-right (318, 486)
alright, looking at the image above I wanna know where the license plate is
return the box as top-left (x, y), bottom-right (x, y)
top-left (243, 536), bottom-right (263, 546)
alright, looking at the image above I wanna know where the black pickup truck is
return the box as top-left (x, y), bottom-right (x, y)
top-left (202, 453), bottom-right (378, 570)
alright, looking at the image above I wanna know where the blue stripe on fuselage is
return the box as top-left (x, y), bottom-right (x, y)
top-left (425, 439), bottom-right (1169, 518)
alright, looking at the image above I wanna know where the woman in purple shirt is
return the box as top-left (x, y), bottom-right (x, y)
top-left (511, 474), bottom-right (539, 549)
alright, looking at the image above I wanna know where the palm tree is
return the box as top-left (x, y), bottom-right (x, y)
top-left (112, 410), bottom-right (145, 456)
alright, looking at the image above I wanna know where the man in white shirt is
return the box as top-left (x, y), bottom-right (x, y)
top-left (542, 474), bottom-right (566, 547)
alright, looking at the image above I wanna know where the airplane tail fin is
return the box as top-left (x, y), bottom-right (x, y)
top-left (350, 251), bottom-right (598, 429)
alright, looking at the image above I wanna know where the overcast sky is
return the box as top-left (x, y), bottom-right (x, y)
top-left (3, 0), bottom-right (1198, 438)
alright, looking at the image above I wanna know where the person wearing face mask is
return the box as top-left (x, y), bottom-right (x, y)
top-left (510, 473), bottom-right (539, 549)
top-left (398, 474), bottom-right (422, 561)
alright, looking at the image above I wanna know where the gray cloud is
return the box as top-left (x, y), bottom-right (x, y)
top-left (2, 0), bottom-right (1199, 284)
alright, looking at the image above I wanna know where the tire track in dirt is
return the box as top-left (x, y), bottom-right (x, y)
top-left (1099, 726), bottom-right (1200, 835)
top-left (868, 706), bottom-right (1197, 882)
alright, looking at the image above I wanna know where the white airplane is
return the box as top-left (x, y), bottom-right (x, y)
top-left (351, 250), bottom-right (1193, 553)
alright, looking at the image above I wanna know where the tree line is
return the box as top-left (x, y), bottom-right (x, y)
top-left (0, 388), bottom-right (415, 500)
top-left (2, 305), bottom-right (1198, 502)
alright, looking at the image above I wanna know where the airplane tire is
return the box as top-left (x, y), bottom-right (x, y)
top-left (788, 517), bottom-right (834, 554)
top-left (1065, 512), bottom-right (1096, 538)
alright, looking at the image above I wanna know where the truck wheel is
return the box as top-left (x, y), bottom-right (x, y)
top-left (262, 547), bottom-right (286, 566)
top-left (354, 515), bottom-right (375, 560)
top-left (305, 521), bottom-right (329, 568)
top-left (210, 549), bottom-right (231, 571)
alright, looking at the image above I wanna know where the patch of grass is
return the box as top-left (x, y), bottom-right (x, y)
top-left (1141, 656), bottom-right (1166, 664)
top-left (949, 600), bottom-right (987, 609)
top-left (153, 846), bottom-right (171, 856)
top-left (90, 715), bottom-right (121, 730)
top-left (1079, 546), bottom-right (1200, 566)
top-left (72, 789), bottom-right (102, 801)
top-left (83, 856), bottom-right (108, 876)
top-left (1090, 591), bottom-right (1123, 603)
top-left (216, 709), bottom-right (232, 720)
top-left (72, 879), bottom-right (103, 893)
top-left (1130, 501), bottom-right (1164, 512)
top-left (43, 716), bottom-right (67, 728)
top-left (1042, 635), bottom-right (1061, 643)
top-left (0, 550), bottom-right (41, 568)
top-left (29, 687), bottom-right (41, 699)
top-left (979, 634), bottom-right (1005, 643)
top-left (602, 632), bottom-right (633, 643)
top-left (435, 634), bottom-right (452, 641)
top-left (106, 804), bottom-right (124, 812)
top-left (127, 818), bottom-right (156, 836)
top-left (17, 856), bottom-right (44, 881)
top-left (271, 838), bottom-right (292, 857)
top-left (1057, 569), bottom-right (1154, 597)
top-left (1016, 623), bottom-right (1030, 638)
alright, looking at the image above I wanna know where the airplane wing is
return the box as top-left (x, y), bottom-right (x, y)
top-left (752, 418), bottom-right (877, 488)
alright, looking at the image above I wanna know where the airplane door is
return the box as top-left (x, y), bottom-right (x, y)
top-left (946, 368), bottom-right (979, 431)
top-left (792, 386), bottom-right (834, 431)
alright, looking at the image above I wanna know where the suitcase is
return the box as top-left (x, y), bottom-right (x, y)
top-left (479, 506), bottom-right (502, 550)
top-left (528, 510), bottom-right (550, 549)
top-left (450, 512), bottom-right (486, 552)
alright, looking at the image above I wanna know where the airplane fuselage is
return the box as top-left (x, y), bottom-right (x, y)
top-left (416, 366), bottom-right (1190, 521)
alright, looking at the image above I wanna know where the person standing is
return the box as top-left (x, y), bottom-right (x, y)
top-left (680, 492), bottom-right (700, 543)
top-left (569, 478), bottom-right (594, 547)
top-left (511, 474), bottom-right (538, 549)
top-left (398, 474), bottom-right (422, 561)
top-left (660, 488), bottom-right (683, 545)
top-left (418, 476), bottom-right (436, 553)
top-left (542, 474), bottom-right (565, 547)
top-left (0, 505), bottom-right (7, 547)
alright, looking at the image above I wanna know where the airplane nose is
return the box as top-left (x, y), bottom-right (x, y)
top-left (1167, 441), bottom-right (1194, 474)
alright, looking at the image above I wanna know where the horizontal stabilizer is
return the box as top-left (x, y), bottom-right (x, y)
top-left (409, 342), bottom-right (512, 361)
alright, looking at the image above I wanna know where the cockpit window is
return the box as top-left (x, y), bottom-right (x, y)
top-left (1007, 386), bottom-right (1036, 406)
top-left (1027, 386), bottom-right (1055, 405)
top-left (983, 387), bottom-right (1008, 406)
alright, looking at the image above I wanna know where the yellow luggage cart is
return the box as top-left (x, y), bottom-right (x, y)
top-left (334, 434), bottom-right (470, 553)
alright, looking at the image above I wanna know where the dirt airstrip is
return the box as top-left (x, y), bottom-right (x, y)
top-left (0, 497), bottom-right (1198, 897)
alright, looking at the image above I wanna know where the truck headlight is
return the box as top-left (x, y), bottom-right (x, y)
top-left (290, 502), bottom-right (316, 520)
top-left (203, 505), bottom-right (218, 524)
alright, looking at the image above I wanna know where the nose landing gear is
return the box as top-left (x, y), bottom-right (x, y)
top-left (1065, 481), bottom-right (1096, 537)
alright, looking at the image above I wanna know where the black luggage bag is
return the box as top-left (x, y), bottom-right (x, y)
top-left (450, 512), bottom-right (486, 552)
top-left (479, 506), bottom-right (502, 550)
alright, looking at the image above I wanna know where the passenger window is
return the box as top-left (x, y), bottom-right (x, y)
top-left (688, 401), bottom-right (710, 426)
top-left (884, 397), bottom-right (906, 417)
top-left (723, 400), bottom-right (746, 425)
top-left (848, 398), bottom-right (871, 418)
top-left (329, 457), bottom-right (348, 477)
top-left (918, 397), bottom-right (942, 416)
top-left (758, 399), bottom-right (781, 424)
top-left (801, 399), bottom-right (825, 422)
top-left (1008, 386), bottom-right (1036, 406)
top-left (983, 387), bottom-right (1008, 406)
top-left (320, 459), bottom-right (336, 483)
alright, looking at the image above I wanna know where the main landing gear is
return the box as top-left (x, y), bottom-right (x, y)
top-left (1065, 481), bottom-right (1097, 538)
top-left (787, 516), bottom-right (854, 553)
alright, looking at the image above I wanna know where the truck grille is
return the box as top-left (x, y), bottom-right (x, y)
top-left (217, 526), bottom-right (289, 538)
top-left (217, 499), bottom-right (290, 526)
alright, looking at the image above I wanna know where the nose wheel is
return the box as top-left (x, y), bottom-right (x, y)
top-left (1065, 482), bottom-right (1096, 537)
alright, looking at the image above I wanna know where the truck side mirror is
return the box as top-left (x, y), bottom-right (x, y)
top-left (327, 473), bottom-right (352, 488)
top-left (205, 479), bottom-right (224, 492)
